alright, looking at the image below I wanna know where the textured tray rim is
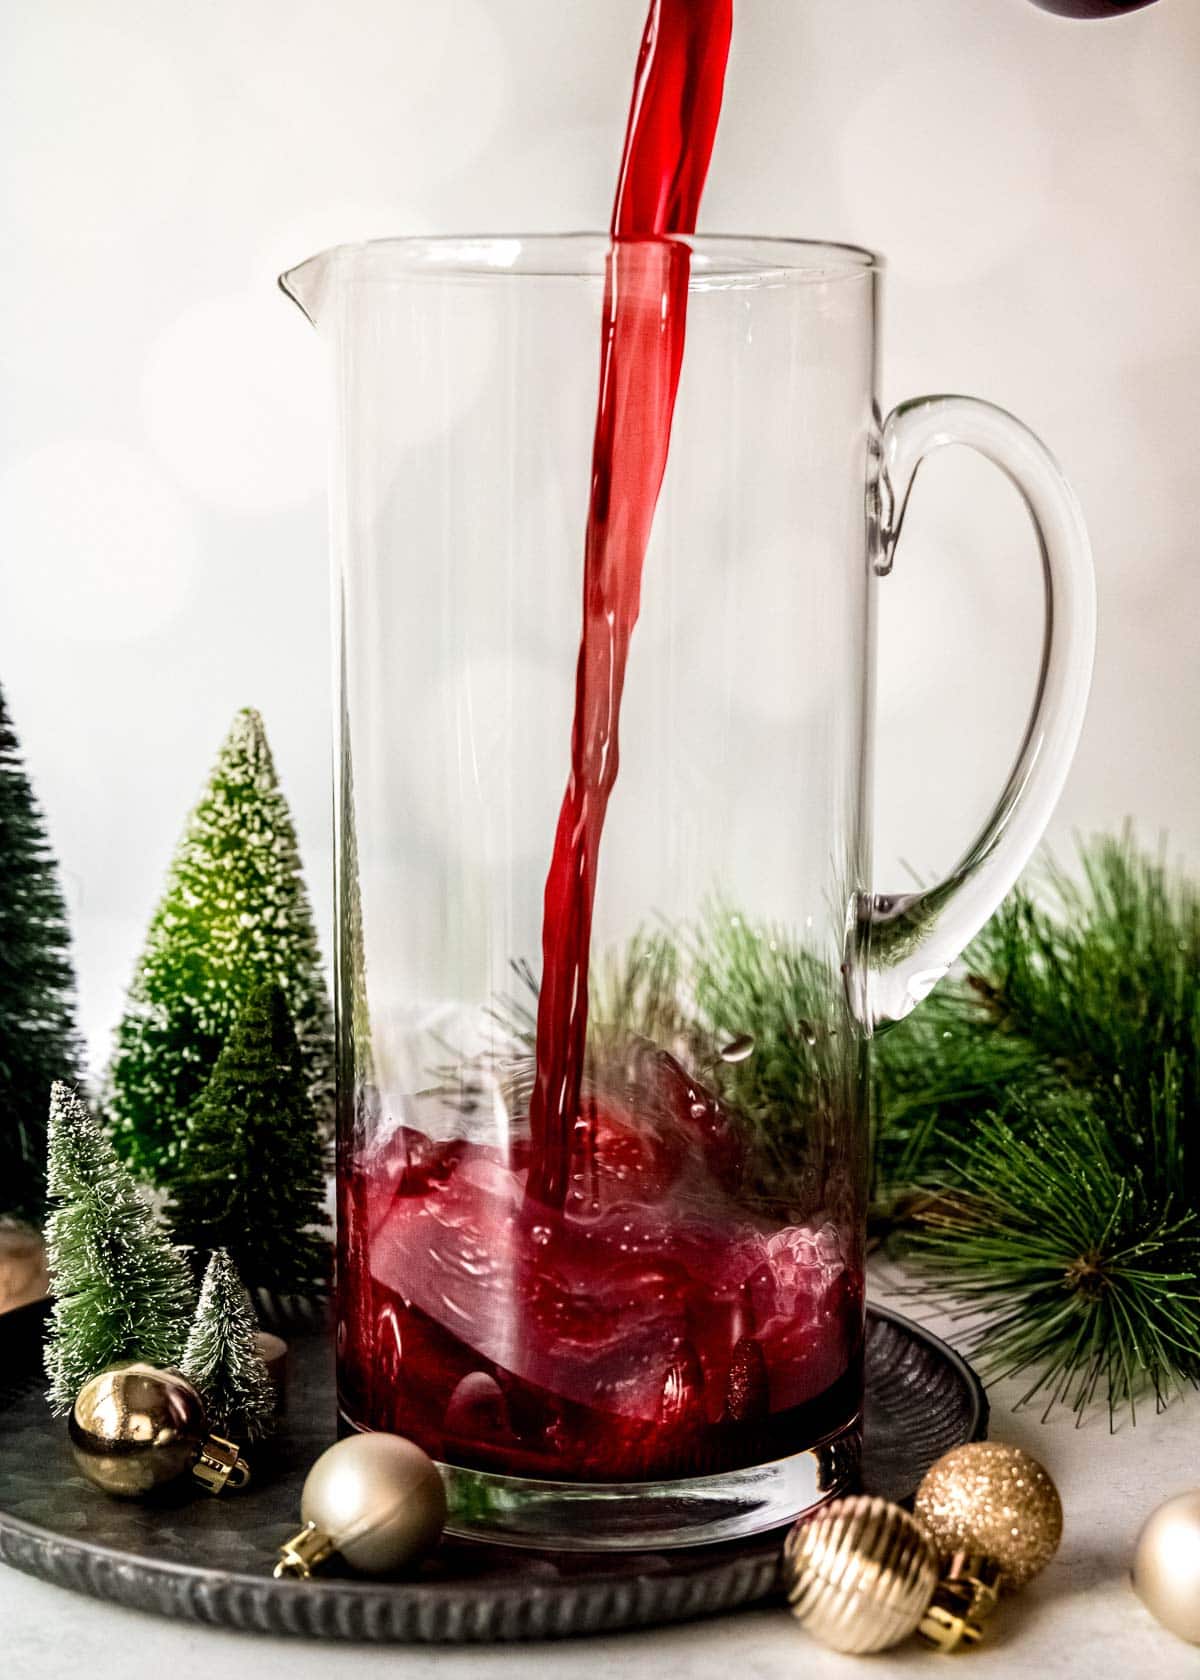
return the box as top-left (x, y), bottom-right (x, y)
top-left (0, 1301), bottom-right (987, 1643)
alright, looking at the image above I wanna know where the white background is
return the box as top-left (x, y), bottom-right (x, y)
top-left (2, 0), bottom-right (1197, 1074)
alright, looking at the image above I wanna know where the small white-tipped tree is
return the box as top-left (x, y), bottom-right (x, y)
top-left (181, 1248), bottom-right (276, 1442)
top-left (44, 1082), bottom-right (195, 1413)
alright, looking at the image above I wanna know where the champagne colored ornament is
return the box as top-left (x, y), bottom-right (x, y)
top-left (69, 1363), bottom-right (250, 1498)
top-left (783, 1494), bottom-right (940, 1654)
top-left (1132, 1491), bottom-right (1200, 1645)
top-left (275, 1433), bottom-right (446, 1579)
top-left (914, 1442), bottom-right (1062, 1591)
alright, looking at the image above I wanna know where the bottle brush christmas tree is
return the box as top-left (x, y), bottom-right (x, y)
top-left (181, 1248), bottom-right (276, 1442)
top-left (106, 708), bottom-right (332, 1184)
top-left (167, 984), bottom-right (328, 1295)
top-left (44, 1083), bottom-right (195, 1413)
top-left (0, 684), bottom-right (81, 1223)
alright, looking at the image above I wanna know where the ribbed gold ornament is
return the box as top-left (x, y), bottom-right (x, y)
top-left (783, 1495), bottom-right (940, 1654)
top-left (913, 1442), bottom-right (1062, 1591)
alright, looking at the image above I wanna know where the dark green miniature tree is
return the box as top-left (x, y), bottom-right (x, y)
top-left (106, 708), bottom-right (332, 1184)
top-left (167, 985), bottom-right (328, 1294)
top-left (181, 1248), bottom-right (276, 1442)
top-left (0, 685), bottom-right (81, 1222)
top-left (44, 1083), bottom-right (195, 1413)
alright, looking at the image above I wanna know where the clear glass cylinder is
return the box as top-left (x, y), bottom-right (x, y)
top-left (280, 234), bottom-right (1094, 1549)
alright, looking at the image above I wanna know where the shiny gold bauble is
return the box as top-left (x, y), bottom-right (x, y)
top-left (69, 1363), bottom-right (208, 1497)
top-left (1132, 1491), bottom-right (1200, 1644)
top-left (783, 1494), bottom-right (940, 1654)
top-left (276, 1433), bottom-right (446, 1579)
top-left (914, 1442), bottom-right (1062, 1591)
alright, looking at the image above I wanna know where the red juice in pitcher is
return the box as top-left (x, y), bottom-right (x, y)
top-left (339, 1061), bottom-right (863, 1481)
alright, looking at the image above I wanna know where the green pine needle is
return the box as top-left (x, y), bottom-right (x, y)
top-left (902, 1097), bottom-right (1200, 1423)
top-left (878, 829), bottom-right (1200, 1420)
top-left (684, 902), bottom-right (843, 1205)
top-left (438, 831), bottom-right (1199, 1423)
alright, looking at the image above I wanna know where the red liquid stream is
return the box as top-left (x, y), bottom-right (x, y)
top-left (526, 0), bottom-right (733, 1205)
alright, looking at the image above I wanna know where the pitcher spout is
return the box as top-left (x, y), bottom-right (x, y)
top-left (279, 251), bottom-right (334, 329)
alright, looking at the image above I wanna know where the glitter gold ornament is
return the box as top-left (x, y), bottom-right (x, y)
top-left (1132, 1491), bottom-right (1200, 1645)
top-left (69, 1363), bottom-right (250, 1498)
top-left (783, 1495), bottom-right (940, 1654)
top-left (913, 1442), bottom-right (1062, 1592)
top-left (275, 1433), bottom-right (446, 1579)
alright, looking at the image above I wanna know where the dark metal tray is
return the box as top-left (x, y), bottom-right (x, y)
top-left (0, 1300), bottom-right (985, 1643)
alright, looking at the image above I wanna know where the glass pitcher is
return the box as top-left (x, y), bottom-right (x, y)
top-left (281, 234), bottom-right (1094, 1550)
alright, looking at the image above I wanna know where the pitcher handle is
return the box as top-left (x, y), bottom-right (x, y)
top-left (855, 395), bottom-right (1096, 1029)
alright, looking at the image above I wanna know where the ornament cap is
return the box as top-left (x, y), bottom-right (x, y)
top-left (192, 1432), bottom-right (252, 1495)
top-left (918, 1558), bottom-right (1001, 1651)
top-left (918, 1586), bottom-right (987, 1652)
top-left (274, 1520), bottom-right (335, 1580)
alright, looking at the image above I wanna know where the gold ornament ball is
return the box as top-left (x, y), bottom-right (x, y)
top-left (296, 1433), bottom-right (446, 1576)
top-left (914, 1442), bottom-right (1063, 1591)
top-left (1132, 1491), bottom-right (1200, 1644)
top-left (783, 1494), bottom-right (940, 1654)
top-left (70, 1363), bottom-right (207, 1497)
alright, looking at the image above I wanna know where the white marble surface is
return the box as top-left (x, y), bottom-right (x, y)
top-left (7, 1270), bottom-right (1198, 1680)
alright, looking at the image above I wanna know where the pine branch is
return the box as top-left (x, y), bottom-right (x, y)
top-left (900, 1096), bottom-right (1200, 1423)
top-left (428, 830), bottom-right (1197, 1423)
top-left (877, 830), bottom-right (1200, 1419)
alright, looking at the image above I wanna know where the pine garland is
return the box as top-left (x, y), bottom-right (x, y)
top-left (106, 709), bottom-right (333, 1184)
top-left (901, 1098), bottom-right (1200, 1420)
top-left (875, 832), bottom-right (1200, 1419)
top-left (470, 834), bottom-right (1199, 1419)
top-left (181, 1249), bottom-right (276, 1442)
top-left (44, 1083), bottom-right (195, 1413)
top-left (0, 685), bottom-right (81, 1223)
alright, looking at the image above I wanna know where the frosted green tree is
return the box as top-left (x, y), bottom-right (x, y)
top-left (44, 1083), bottom-right (195, 1413)
top-left (181, 1248), bottom-right (276, 1442)
top-left (107, 708), bottom-right (332, 1184)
